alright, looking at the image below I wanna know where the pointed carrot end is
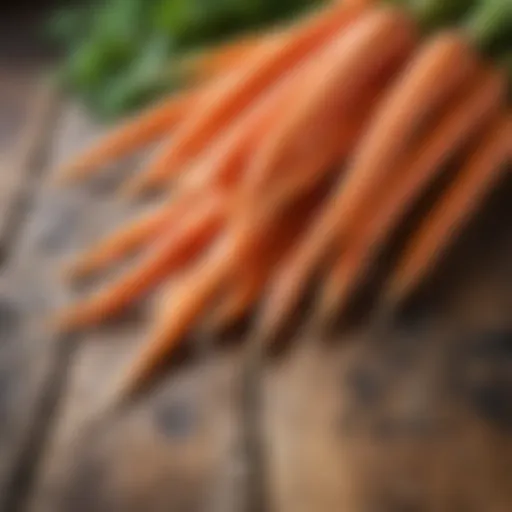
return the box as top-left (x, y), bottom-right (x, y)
top-left (52, 162), bottom-right (89, 186)
top-left (315, 287), bottom-right (341, 330)
top-left (209, 299), bottom-right (246, 333)
top-left (61, 258), bottom-right (93, 283)
top-left (48, 310), bottom-right (77, 335)
top-left (118, 175), bottom-right (149, 200)
top-left (50, 301), bottom-right (98, 336)
top-left (86, 380), bottom-right (130, 431)
top-left (255, 303), bottom-right (287, 347)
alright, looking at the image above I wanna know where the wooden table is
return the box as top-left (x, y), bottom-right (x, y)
top-left (0, 69), bottom-right (511, 512)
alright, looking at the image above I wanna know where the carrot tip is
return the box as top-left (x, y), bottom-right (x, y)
top-left (53, 161), bottom-right (93, 185)
top-left (51, 302), bottom-right (97, 335)
top-left (64, 263), bottom-right (95, 283)
top-left (118, 175), bottom-right (150, 200)
top-left (48, 311), bottom-right (73, 335)
top-left (315, 291), bottom-right (339, 329)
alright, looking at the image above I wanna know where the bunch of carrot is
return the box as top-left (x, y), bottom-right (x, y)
top-left (55, 0), bottom-right (511, 406)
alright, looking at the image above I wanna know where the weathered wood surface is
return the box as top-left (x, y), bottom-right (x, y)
top-left (0, 71), bottom-right (511, 512)
top-left (0, 67), bottom-right (60, 506)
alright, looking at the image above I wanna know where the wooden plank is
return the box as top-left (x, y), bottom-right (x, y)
top-left (0, 103), bottom-right (249, 512)
top-left (0, 68), bottom-right (56, 256)
top-left (262, 180), bottom-right (512, 512)
top-left (263, 328), bottom-right (512, 512)
top-left (0, 71), bottom-right (61, 507)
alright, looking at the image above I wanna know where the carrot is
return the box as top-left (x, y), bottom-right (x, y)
top-left (317, 67), bottom-right (506, 320)
top-left (65, 189), bottom-right (208, 279)
top-left (120, 0), bottom-right (370, 197)
top-left (66, 203), bottom-right (172, 280)
top-left (56, 88), bottom-right (199, 184)
top-left (55, 190), bottom-right (227, 332)
top-left (382, 115), bottom-right (511, 307)
top-left (254, 31), bottom-right (478, 341)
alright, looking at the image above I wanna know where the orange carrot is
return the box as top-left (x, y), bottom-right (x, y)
top-left (317, 67), bottom-right (506, 319)
top-left (65, 189), bottom-right (208, 279)
top-left (120, 0), bottom-right (370, 197)
top-left (56, 89), bottom-right (200, 184)
top-left (382, 115), bottom-right (511, 306)
top-left (66, 203), bottom-right (172, 280)
top-left (255, 31), bottom-right (478, 341)
top-left (55, 190), bottom-right (227, 332)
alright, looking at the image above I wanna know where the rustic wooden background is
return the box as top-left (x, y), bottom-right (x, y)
top-left (0, 64), bottom-right (511, 511)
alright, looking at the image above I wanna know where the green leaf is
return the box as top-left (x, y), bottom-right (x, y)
top-left (91, 33), bottom-right (177, 119)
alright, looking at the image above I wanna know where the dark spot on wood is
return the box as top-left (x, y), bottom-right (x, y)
top-left (0, 369), bottom-right (13, 433)
top-left (467, 330), bottom-right (512, 359)
top-left (402, 416), bottom-right (444, 438)
top-left (452, 330), bottom-right (512, 431)
top-left (466, 381), bottom-right (512, 431)
top-left (393, 302), bottom-right (435, 335)
top-left (154, 400), bottom-right (197, 439)
top-left (373, 417), bottom-right (400, 441)
top-left (0, 297), bottom-right (20, 342)
top-left (60, 455), bottom-right (111, 512)
top-left (337, 411), bottom-right (358, 436)
top-left (34, 197), bottom-right (80, 254)
top-left (345, 365), bottom-right (384, 408)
